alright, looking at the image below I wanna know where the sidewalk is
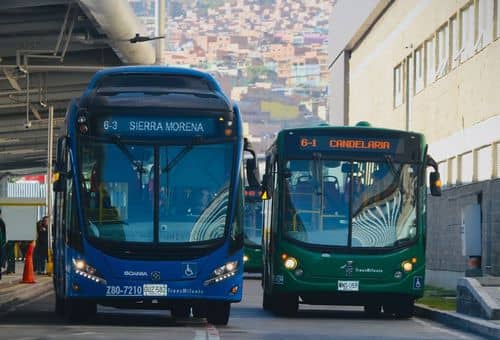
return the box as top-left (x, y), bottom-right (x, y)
top-left (415, 303), bottom-right (500, 339)
top-left (0, 261), bottom-right (53, 313)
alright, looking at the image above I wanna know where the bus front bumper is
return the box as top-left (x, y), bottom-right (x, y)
top-left (65, 271), bottom-right (243, 305)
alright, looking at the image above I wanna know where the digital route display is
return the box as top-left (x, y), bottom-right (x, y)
top-left (94, 116), bottom-right (218, 138)
top-left (297, 136), bottom-right (401, 153)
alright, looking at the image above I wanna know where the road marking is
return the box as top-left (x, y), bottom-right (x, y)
top-left (193, 324), bottom-right (220, 340)
top-left (413, 317), bottom-right (471, 339)
top-left (194, 330), bottom-right (207, 340)
top-left (206, 324), bottom-right (220, 340)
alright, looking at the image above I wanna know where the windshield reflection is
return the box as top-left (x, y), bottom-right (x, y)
top-left (283, 159), bottom-right (418, 248)
top-left (158, 143), bottom-right (233, 243)
top-left (80, 139), bottom-right (233, 244)
top-left (81, 141), bottom-right (154, 243)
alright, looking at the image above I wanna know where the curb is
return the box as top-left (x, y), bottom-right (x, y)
top-left (415, 304), bottom-right (500, 339)
top-left (0, 277), bottom-right (53, 312)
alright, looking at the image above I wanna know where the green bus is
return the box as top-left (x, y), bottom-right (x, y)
top-left (260, 124), bottom-right (441, 318)
top-left (243, 186), bottom-right (263, 272)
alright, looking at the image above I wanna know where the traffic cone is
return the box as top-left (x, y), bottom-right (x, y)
top-left (21, 241), bottom-right (36, 284)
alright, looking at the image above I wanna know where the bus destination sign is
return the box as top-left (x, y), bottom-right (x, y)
top-left (298, 136), bottom-right (400, 153)
top-left (96, 116), bottom-right (217, 137)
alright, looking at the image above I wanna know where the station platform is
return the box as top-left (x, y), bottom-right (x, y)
top-left (0, 261), bottom-right (52, 314)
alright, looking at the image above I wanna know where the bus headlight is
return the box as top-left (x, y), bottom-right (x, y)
top-left (284, 257), bottom-right (298, 270)
top-left (72, 258), bottom-right (106, 284)
top-left (243, 255), bottom-right (249, 262)
top-left (204, 261), bottom-right (239, 286)
top-left (402, 261), bottom-right (413, 272)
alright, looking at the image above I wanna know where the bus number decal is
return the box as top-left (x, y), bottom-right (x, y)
top-left (300, 138), bottom-right (317, 148)
top-left (106, 285), bottom-right (143, 296)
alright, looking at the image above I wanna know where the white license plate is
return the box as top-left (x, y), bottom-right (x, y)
top-left (143, 284), bottom-right (168, 296)
top-left (338, 280), bottom-right (359, 291)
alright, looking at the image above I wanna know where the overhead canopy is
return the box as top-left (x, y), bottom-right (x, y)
top-left (0, 0), bottom-right (156, 177)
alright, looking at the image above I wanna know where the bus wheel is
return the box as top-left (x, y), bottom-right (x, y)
top-left (364, 303), bottom-right (382, 317)
top-left (55, 295), bottom-right (65, 315)
top-left (206, 302), bottom-right (231, 325)
top-left (262, 291), bottom-right (273, 310)
top-left (65, 299), bottom-right (96, 322)
top-left (271, 294), bottom-right (298, 317)
top-left (171, 305), bottom-right (191, 319)
top-left (395, 299), bottom-right (414, 318)
top-left (192, 303), bottom-right (207, 318)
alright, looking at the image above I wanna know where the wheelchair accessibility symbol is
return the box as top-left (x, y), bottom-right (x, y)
top-left (413, 276), bottom-right (423, 290)
top-left (182, 263), bottom-right (197, 279)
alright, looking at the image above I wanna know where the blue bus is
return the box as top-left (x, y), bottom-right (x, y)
top-left (52, 66), bottom-right (257, 325)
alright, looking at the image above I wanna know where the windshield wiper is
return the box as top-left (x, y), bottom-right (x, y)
top-left (109, 135), bottom-right (146, 175)
top-left (384, 155), bottom-right (399, 177)
top-left (393, 237), bottom-right (411, 246)
top-left (312, 152), bottom-right (322, 196)
top-left (162, 144), bottom-right (194, 173)
top-left (107, 135), bottom-right (147, 187)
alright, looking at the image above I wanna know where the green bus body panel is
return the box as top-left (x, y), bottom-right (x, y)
top-left (244, 245), bottom-right (263, 272)
top-left (270, 240), bottom-right (425, 299)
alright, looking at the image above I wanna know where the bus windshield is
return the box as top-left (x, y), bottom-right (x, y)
top-left (283, 158), bottom-right (418, 248)
top-left (79, 139), bottom-right (233, 244)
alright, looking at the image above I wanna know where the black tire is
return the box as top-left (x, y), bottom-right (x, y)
top-left (262, 291), bottom-right (273, 310)
top-left (395, 299), bottom-right (414, 318)
top-left (206, 302), bottom-right (231, 325)
top-left (65, 299), bottom-right (96, 322)
top-left (192, 303), bottom-right (207, 318)
top-left (171, 304), bottom-right (191, 319)
top-left (271, 293), bottom-right (298, 317)
top-left (383, 298), bottom-right (414, 318)
top-left (364, 303), bottom-right (382, 317)
top-left (55, 295), bottom-right (65, 315)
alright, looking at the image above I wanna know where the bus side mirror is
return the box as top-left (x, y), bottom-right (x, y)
top-left (429, 171), bottom-right (442, 197)
top-left (246, 158), bottom-right (260, 187)
top-left (52, 163), bottom-right (67, 193)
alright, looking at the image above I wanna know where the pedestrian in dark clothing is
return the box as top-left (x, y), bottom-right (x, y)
top-left (35, 216), bottom-right (49, 274)
top-left (0, 208), bottom-right (6, 280)
top-left (4, 241), bottom-right (15, 274)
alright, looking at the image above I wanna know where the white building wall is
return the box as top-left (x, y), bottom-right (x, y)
top-left (327, 0), bottom-right (390, 125)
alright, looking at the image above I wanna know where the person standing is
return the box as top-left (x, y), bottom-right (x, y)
top-left (35, 216), bottom-right (49, 275)
top-left (4, 241), bottom-right (15, 274)
top-left (0, 208), bottom-right (6, 280)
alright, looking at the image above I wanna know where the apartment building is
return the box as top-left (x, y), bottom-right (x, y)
top-left (328, 0), bottom-right (500, 287)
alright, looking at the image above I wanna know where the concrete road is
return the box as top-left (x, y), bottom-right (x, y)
top-left (0, 278), bottom-right (485, 339)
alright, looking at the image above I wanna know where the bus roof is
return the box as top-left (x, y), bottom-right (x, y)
top-left (78, 66), bottom-right (233, 112)
top-left (86, 66), bottom-right (224, 93)
top-left (276, 124), bottom-right (425, 140)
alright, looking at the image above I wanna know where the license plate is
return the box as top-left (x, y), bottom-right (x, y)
top-left (338, 280), bottom-right (359, 291)
top-left (143, 284), bottom-right (168, 296)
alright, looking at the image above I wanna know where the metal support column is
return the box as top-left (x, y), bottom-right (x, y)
top-left (46, 105), bottom-right (54, 274)
top-left (156, 0), bottom-right (166, 65)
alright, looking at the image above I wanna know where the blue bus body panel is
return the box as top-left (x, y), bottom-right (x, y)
top-left (65, 244), bottom-right (243, 302)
